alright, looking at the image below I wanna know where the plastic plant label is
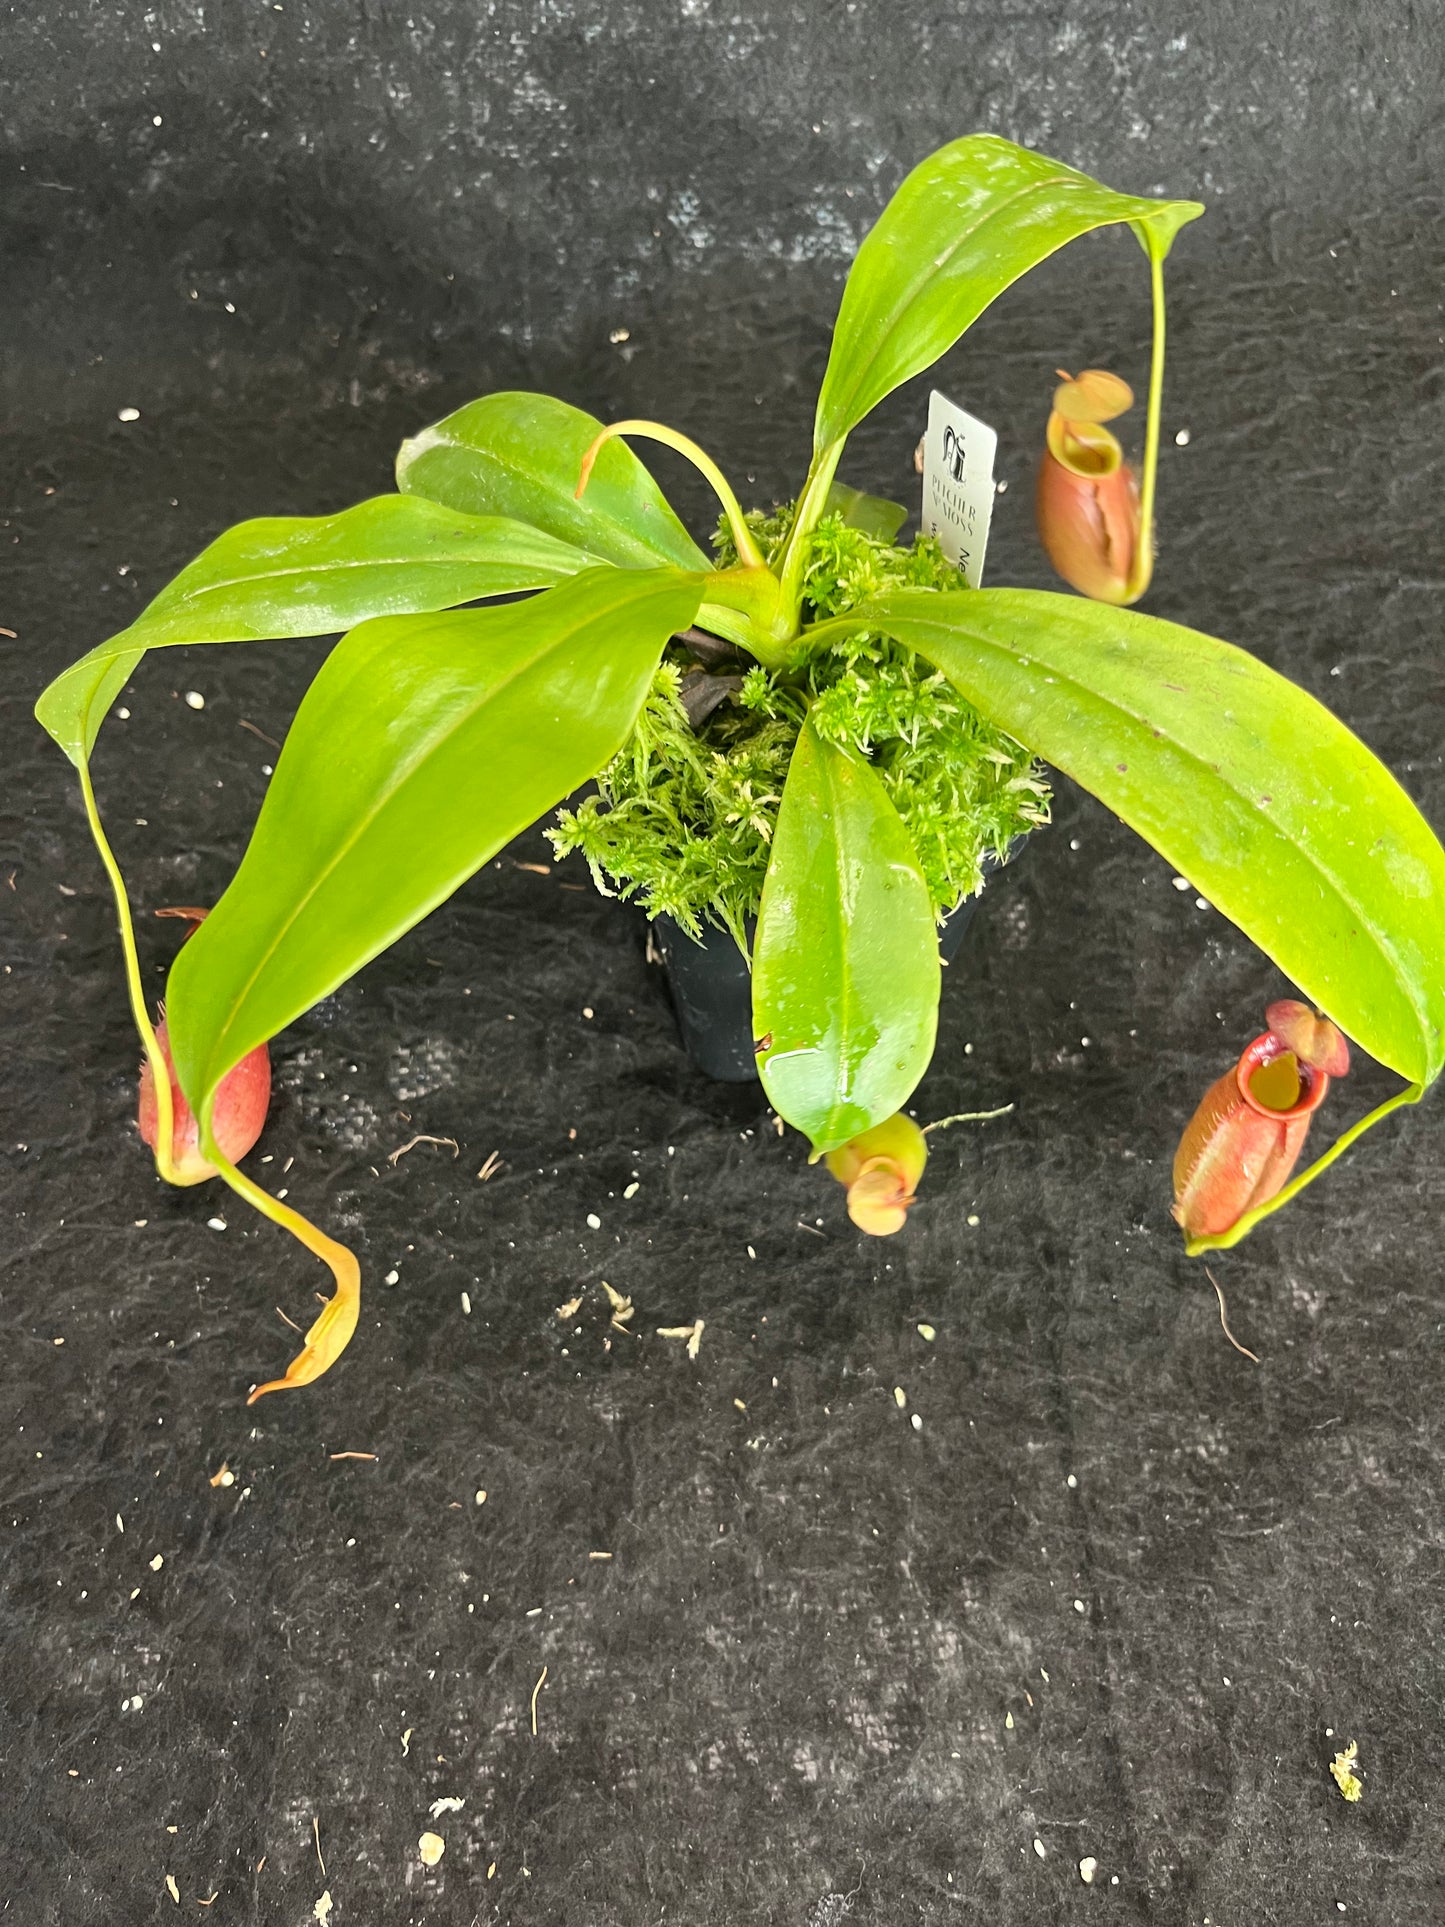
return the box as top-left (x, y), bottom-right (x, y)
top-left (921, 389), bottom-right (998, 587)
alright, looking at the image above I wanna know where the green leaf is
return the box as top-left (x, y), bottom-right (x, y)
top-left (825, 479), bottom-right (909, 543)
top-left (166, 567), bottom-right (703, 1116)
top-left (813, 588), bottom-right (1445, 1087)
top-left (752, 718), bottom-right (940, 1151)
top-left (36, 494), bottom-right (589, 765)
top-left (396, 390), bottom-right (711, 572)
top-left (814, 134), bottom-right (1204, 452)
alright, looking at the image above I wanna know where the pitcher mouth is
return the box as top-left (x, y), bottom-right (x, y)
top-left (1234, 1030), bottom-right (1331, 1121)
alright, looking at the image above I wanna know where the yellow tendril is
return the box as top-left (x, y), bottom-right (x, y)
top-left (1124, 239), bottom-right (1169, 604)
top-left (575, 418), bottom-right (766, 571)
top-left (76, 750), bottom-right (186, 1186)
top-left (203, 1134), bottom-right (362, 1403)
top-left (1185, 1083), bottom-right (1425, 1255)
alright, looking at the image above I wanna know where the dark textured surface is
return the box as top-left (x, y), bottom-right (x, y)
top-left (5, 4), bottom-right (1445, 1923)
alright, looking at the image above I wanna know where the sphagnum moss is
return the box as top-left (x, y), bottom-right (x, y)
top-left (549, 506), bottom-right (1051, 951)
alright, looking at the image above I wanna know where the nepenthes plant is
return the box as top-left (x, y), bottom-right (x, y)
top-left (35, 135), bottom-right (1445, 1404)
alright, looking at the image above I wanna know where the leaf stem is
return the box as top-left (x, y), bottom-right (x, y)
top-left (774, 438), bottom-right (845, 634)
top-left (576, 420), bottom-right (767, 572)
top-left (1185, 1081), bottom-right (1426, 1255)
top-left (76, 750), bottom-right (186, 1186)
top-left (1125, 236), bottom-right (1168, 605)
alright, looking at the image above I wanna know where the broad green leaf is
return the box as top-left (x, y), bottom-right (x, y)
top-left (814, 135), bottom-right (1203, 452)
top-left (396, 390), bottom-right (711, 572)
top-left (753, 718), bottom-right (940, 1151)
top-left (813, 588), bottom-right (1445, 1086)
top-left (825, 479), bottom-right (909, 543)
top-left (166, 567), bottom-right (703, 1114)
top-left (36, 494), bottom-right (589, 765)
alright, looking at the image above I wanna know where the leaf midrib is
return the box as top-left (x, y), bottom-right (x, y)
top-left (189, 587), bottom-right (666, 1093)
top-left (814, 731), bottom-right (866, 1129)
top-left (428, 429), bottom-right (703, 569)
top-left (888, 601), bottom-right (1432, 1059)
top-left (55, 549), bottom-right (576, 703)
top-left (825, 159), bottom-right (1171, 438)
top-left (151, 544), bottom-right (574, 612)
top-left (834, 174), bottom-right (1062, 419)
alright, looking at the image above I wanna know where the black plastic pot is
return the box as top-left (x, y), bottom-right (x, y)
top-left (652, 842), bottom-right (1026, 1082)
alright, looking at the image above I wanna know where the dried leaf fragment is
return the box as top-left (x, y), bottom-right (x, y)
top-left (1330, 1740), bottom-right (1364, 1802)
top-left (164, 1873), bottom-right (180, 1904)
top-left (657, 1319), bottom-right (704, 1358)
top-left (388, 1133), bottom-right (459, 1165)
top-left (555, 1294), bottom-right (584, 1321)
top-left (314, 1892), bottom-right (333, 1924)
top-left (602, 1281), bottom-right (634, 1328)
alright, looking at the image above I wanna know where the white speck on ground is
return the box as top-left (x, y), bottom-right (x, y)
top-left (185, 690), bottom-right (205, 709)
top-left (1079, 1856), bottom-right (1098, 1883)
top-left (117, 406), bottom-right (140, 422)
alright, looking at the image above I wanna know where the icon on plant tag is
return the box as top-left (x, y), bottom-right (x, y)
top-left (921, 390), bottom-right (998, 588)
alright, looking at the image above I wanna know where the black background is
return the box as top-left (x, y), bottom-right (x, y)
top-left (4, 4), bottom-right (1445, 1923)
